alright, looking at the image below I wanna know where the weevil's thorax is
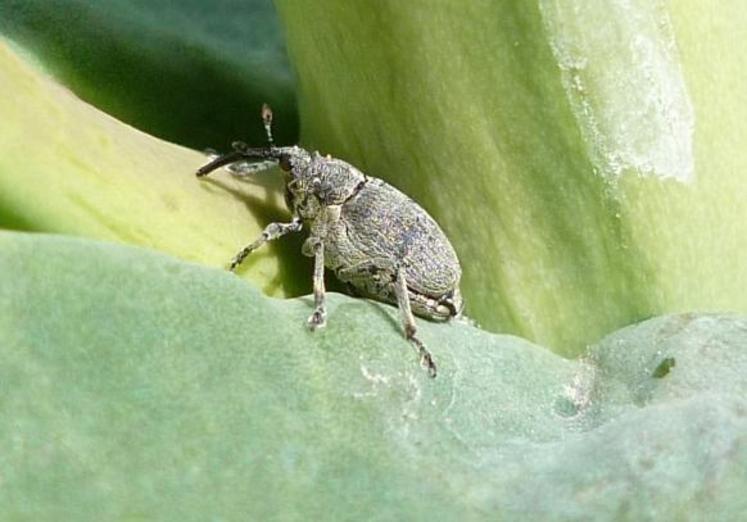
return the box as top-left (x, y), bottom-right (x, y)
top-left (283, 148), bottom-right (367, 220)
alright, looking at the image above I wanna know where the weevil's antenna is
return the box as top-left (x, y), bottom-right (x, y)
top-left (196, 104), bottom-right (278, 178)
top-left (261, 103), bottom-right (274, 148)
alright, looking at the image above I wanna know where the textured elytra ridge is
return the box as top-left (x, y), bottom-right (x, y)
top-left (539, 0), bottom-right (695, 182)
top-left (1, 231), bottom-right (746, 520)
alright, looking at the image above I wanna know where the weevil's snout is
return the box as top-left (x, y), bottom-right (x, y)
top-left (196, 150), bottom-right (244, 177)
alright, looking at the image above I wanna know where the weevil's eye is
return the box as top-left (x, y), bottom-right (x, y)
top-left (278, 154), bottom-right (292, 172)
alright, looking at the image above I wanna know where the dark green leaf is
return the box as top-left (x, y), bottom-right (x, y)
top-left (0, 0), bottom-right (297, 148)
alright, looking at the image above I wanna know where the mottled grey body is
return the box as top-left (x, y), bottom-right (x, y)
top-left (197, 106), bottom-right (463, 376)
top-left (296, 153), bottom-right (462, 320)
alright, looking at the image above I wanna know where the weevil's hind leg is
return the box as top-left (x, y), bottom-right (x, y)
top-left (307, 239), bottom-right (327, 330)
top-left (394, 266), bottom-right (437, 378)
top-left (230, 217), bottom-right (302, 271)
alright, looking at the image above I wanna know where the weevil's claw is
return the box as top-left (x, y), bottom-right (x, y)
top-left (407, 333), bottom-right (437, 378)
top-left (421, 353), bottom-right (437, 378)
top-left (228, 257), bottom-right (242, 272)
top-left (307, 309), bottom-right (327, 330)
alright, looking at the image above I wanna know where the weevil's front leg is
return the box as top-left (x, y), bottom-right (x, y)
top-left (230, 217), bottom-right (302, 271)
top-left (307, 238), bottom-right (327, 330)
top-left (394, 266), bottom-right (437, 378)
top-left (226, 159), bottom-right (277, 177)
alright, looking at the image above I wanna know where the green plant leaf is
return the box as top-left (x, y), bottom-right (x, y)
top-left (3, 3), bottom-right (746, 358)
top-left (2, 231), bottom-right (746, 519)
top-left (0, 0), bottom-right (297, 148)
top-left (273, 0), bottom-right (747, 355)
top-left (0, 39), bottom-right (307, 297)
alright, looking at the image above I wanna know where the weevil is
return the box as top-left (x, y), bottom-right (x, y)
top-left (197, 105), bottom-right (463, 377)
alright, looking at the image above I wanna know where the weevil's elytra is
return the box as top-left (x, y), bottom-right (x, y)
top-left (197, 104), bottom-right (463, 377)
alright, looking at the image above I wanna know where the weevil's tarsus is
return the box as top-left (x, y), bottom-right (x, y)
top-left (394, 265), bottom-right (437, 378)
top-left (307, 239), bottom-right (327, 330)
top-left (396, 283), bottom-right (464, 321)
top-left (412, 335), bottom-right (437, 378)
top-left (229, 217), bottom-right (302, 271)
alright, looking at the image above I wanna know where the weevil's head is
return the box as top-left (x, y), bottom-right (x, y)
top-left (280, 149), bottom-right (367, 218)
top-left (275, 145), bottom-right (312, 180)
top-left (195, 104), bottom-right (365, 219)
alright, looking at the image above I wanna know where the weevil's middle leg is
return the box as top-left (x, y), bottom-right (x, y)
top-left (307, 239), bottom-right (327, 330)
top-left (229, 217), bottom-right (302, 271)
top-left (394, 266), bottom-right (437, 378)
